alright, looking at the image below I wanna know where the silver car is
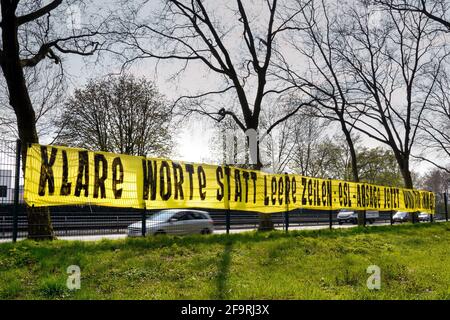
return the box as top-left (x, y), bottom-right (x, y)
top-left (418, 212), bottom-right (431, 222)
top-left (337, 210), bottom-right (379, 225)
top-left (127, 209), bottom-right (214, 236)
top-left (392, 211), bottom-right (409, 223)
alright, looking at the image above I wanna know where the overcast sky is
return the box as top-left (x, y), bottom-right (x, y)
top-left (37, 0), bottom-right (437, 175)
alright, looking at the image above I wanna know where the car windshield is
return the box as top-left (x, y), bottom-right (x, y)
top-left (147, 211), bottom-right (176, 222)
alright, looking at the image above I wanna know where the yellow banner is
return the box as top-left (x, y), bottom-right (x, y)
top-left (24, 144), bottom-right (436, 213)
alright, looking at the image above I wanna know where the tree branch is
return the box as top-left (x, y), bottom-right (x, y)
top-left (17, 0), bottom-right (63, 26)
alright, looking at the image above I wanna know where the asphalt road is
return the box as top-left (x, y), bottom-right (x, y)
top-left (2, 220), bottom-right (445, 243)
top-left (0, 220), bottom-right (392, 242)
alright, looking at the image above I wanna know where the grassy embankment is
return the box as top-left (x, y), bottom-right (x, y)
top-left (1, 222), bottom-right (449, 299)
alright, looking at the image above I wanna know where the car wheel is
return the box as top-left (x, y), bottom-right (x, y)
top-left (338, 221), bottom-right (343, 225)
top-left (201, 228), bottom-right (211, 235)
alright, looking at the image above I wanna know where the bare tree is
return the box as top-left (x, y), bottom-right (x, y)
top-left (0, 60), bottom-right (66, 140)
top-left (375, 0), bottom-right (450, 31)
top-left (0, 0), bottom-right (111, 239)
top-left (116, 0), bottom-right (318, 230)
top-left (414, 70), bottom-right (450, 173)
top-left (334, 1), bottom-right (448, 189)
top-left (117, 0), bottom-right (321, 165)
top-left (55, 74), bottom-right (173, 157)
top-left (418, 167), bottom-right (450, 193)
top-left (274, 0), bottom-right (362, 183)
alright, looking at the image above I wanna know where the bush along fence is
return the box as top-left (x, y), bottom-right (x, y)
top-left (0, 139), bottom-right (448, 241)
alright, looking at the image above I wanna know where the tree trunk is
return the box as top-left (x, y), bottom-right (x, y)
top-left (396, 153), bottom-right (417, 223)
top-left (1, 2), bottom-right (54, 240)
top-left (342, 123), bottom-right (365, 226)
top-left (252, 135), bottom-right (274, 231)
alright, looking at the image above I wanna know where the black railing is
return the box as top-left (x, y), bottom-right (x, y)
top-left (0, 138), bottom-right (448, 241)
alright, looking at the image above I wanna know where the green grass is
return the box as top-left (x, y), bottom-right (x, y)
top-left (1, 223), bottom-right (450, 300)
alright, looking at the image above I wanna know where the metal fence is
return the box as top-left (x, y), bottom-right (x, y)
top-left (0, 139), bottom-right (449, 242)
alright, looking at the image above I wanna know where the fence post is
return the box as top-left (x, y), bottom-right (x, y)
top-left (363, 210), bottom-right (367, 227)
top-left (390, 210), bottom-right (393, 225)
top-left (329, 209), bottom-right (333, 230)
top-left (285, 173), bottom-right (289, 233)
top-left (329, 178), bottom-right (333, 230)
top-left (444, 192), bottom-right (448, 222)
top-left (224, 165), bottom-right (230, 235)
top-left (226, 210), bottom-right (230, 235)
top-left (141, 206), bottom-right (147, 237)
top-left (12, 139), bottom-right (21, 243)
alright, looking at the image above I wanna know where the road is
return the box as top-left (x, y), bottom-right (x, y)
top-left (0, 221), bottom-right (396, 243)
top-left (3, 220), bottom-right (446, 243)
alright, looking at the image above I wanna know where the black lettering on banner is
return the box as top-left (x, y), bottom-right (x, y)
top-left (414, 191), bottom-right (421, 209)
top-left (271, 177), bottom-right (277, 205)
top-left (250, 172), bottom-right (257, 203)
top-left (142, 160), bottom-right (157, 200)
top-left (363, 184), bottom-right (367, 207)
top-left (38, 146), bottom-right (58, 196)
top-left (393, 188), bottom-right (397, 208)
top-left (224, 166), bottom-right (231, 201)
top-left (264, 176), bottom-right (269, 206)
top-left (216, 166), bottom-right (224, 201)
top-left (424, 192), bottom-right (428, 210)
top-left (185, 164), bottom-right (194, 200)
top-left (321, 181), bottom-right (327, 206)
top-left (242, 171), bottom-right (249, 203)
top-left (390, 188), bottom-right (396, 209)
top-left (94, 154), bottom-right (108, 199)
top-left (160, 161), bottom-right (172, 201)
top-left (377, 187), bottom-right (381, 208)
top-left (363, 184), bottom-right (367, 208)
top-left (308, 179), bottom-right (313, 205)
top-left (389, 188), bottom-right (394, 209)
top-left (328, 180), bottom-right (332, 206)
top-left (345, 183), bottom-right (351, 207)
top-left (301, 177), bottom-right (307, 205)
top-left (339, 182), bottom-right (352, 207)
top-left (313, 179), bottom-right (320, 207)
top-left (285, 175), bottom-right (290, 205)
top-left (357, 184), bottom-right (362, 208)
top-left (430, 193), bottom-right (435, 211)
top-left (383, 187), bottom-right (389, 209)
top-left (396, 188), bottom-right (400, 209)
top-left (75, 151), bottom-right (89, 197)
top-left (385, 187), bottom-right (399, 210)
top-left (173, 162), bottom-right (184, 200)
top-left (292, 177), bottom-right (296, 203)
top-left (112, 157), bottom-right (123, 199)
top-left (403, 191), bottom-right (411, 209)
top-left (278, 177), bottom-right (284, 205)
top-left (198, 166), bottom-right (206, 200)
top-left (60, 150), bottom-right (71, 196)
top-left (234, 169), bottom-right (242, 202)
